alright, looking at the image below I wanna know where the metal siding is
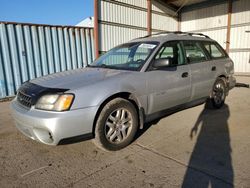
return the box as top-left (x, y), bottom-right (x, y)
top-left (230, 25), bottom-right (250, 49)
top-left (181, 3), bottom-right (228, 31)
top-left (80, 29), bottom-right (88, 67)
top-left (101, 1), bottom-right (147, 28)
top-left (152, 13), bottom-right (178, 31)
top-left (180, 3), bottom-right (228, 51)
top-left (231, 0), bottom-right (250, 25)
top-left (69, 28), bottom-right (77, 69)
top-left (152, 3), bottom-right (165, 13)
top-left (8, 24), bottom-right (22, 91)
top-left (151, 1), bottom-right (178, 32)
top-left (99, 0), bottom-right (176, 52)
top-left (99, 24), bottom-right (147, 52)
top-left (51, 27), bottom-right (61, 72)
top-left (115, 0), bottom-right (147, 8)
top-left (63, 28), bottom-right (72, 70)
top-left (230, 0), bottom-right (250, 73)
top-left (45, 27), bottom-right (55, 74)
top-left (31, 26), bottom-right (42, 77)
top-left (16, 24), bottom-right (29, 82)
top-left (85, 29), bottom-right (93, 64)
top-left (38, 26), bottom-right (49, 76)
top-left (0, 47), bottom-right (6, 98)
top-left (75, 28), bottom-right (82, 68)
top-left (181, 0), bottom-right (250, 73)
top-left (99, 0), bottom-right (147, 52)
top-left (230, 52), bottom-right (250, 73)
top-left (90, 28), bottom-right (95, 61)
top-left (202, 29), bottom-right (228, 49)
top-left (58, 28), bottom-right (66, 71)
top-left (0, 22), bottom-right (94, 99)
top-left (0, 23), bottom-right (15, 96)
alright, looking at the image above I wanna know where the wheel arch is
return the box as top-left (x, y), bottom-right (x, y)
top-left (217, 74), bottom-right (229, 93)
top-left (218, 74), bottom-right (226, 80)
top-left (92, 92), bottom-right (145, 136)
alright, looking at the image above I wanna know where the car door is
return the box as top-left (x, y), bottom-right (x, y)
top-left (146, 41), bottom-right (192, 114)
top-left (182, 41), bottom-right (216, 101)
top-left (202, 41), bottom-right (229, 80)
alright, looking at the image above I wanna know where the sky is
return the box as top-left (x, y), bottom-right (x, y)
top-left (0, 0), bottom-right (93, 26)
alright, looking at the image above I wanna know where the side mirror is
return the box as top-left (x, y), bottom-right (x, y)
top-left (153, 58), bottom-right (173, 68)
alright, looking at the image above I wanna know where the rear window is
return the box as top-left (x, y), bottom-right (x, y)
top-left (203, 42), bottom-right (226, 59)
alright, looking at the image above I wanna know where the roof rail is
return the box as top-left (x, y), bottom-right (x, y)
top-left (137, 31), bottom-right (210, 39)
top-left (187, 32), bottom-right (210, 38)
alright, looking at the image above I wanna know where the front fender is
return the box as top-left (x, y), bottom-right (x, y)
top-left (69, 75), bottom-right (147, 111)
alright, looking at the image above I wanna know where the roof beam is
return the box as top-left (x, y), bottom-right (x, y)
top-left (155, 0), bottom-right (179, 12)
top-left (147, 0), bottom-right (152, 35)
top-left (226, 0), bottom-right (232, 53)
top-left (94, 0), bottom-right (99, 58)
top-left (164, 0), bottom-right (179, 4)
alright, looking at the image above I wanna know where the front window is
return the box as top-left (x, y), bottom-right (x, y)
top-left (90, 42), bottom-right (158, 71)
top-left (155, 41), bottom-right (185, 66)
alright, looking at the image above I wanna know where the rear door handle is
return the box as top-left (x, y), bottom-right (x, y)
top-left (182, 72), bottom-right (189, 78)
top-left (212, 66), bottom-right (216, 71)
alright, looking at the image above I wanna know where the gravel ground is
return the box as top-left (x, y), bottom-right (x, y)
top-left (0, 76), bottom-right (249, 188)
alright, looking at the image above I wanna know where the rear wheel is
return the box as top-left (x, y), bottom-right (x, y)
top-left (207, 78), bottom-right (226, 109)
top-left (94, 98), bottom-right (138, 151)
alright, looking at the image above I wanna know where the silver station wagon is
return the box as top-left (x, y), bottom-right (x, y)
top-left (11, 31), bottom-right (236, 150)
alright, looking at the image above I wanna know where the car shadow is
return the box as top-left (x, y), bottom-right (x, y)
top-left (182, 103), bottom-right (234, 187)
top-left (133, 102), bottom-right (234, 187)
top-left (134, 100), bottom-right (205, 141)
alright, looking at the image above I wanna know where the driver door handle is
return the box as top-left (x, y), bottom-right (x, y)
top-left (182, 72), bottom-right (189, 78)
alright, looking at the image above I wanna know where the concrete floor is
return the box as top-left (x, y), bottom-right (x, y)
top-left (0, 76), bottom-right (249, 188)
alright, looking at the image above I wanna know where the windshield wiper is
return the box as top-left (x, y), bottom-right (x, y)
top-left (88, 64), bottom-right (115, 69)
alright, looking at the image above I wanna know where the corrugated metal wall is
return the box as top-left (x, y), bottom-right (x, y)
top-left (230, 0), bottom-right (250, 73)
top-left (181, 3), bottom-right (228, 49)
top-left (0, 22), bottom-right (94, 99)
top-left (99, 0), bottom-right (147, 52)
top-left (181, 0), bottom-right (250, 73)
top-left (98, 0), bottom-right (178, 53)
top-left (152, 1), bottom-right (178, 32)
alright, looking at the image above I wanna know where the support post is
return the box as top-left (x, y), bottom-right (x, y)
top-left (94, 0), bottom-right (99, 58)
top-left (178, 13), bottom-right (181, 31)
top-left (226, 0), bottom-right (232, 53)
top-left (147, 0), bottom-right (152, 35)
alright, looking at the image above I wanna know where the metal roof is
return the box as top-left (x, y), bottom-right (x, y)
top-left (165, 0), bottom-right (207, 7)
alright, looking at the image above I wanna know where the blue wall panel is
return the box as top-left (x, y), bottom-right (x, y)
top-left (0, 22), bottom-right (94, 99)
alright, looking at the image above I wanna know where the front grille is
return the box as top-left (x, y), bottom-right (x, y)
top-left (17, 91), bottom-right (32, 108)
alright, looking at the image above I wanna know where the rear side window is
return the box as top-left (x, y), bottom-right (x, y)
top-left (203, 42), bottom-right (226, 59)
top-left (183, 41), bottom-right (207, 63)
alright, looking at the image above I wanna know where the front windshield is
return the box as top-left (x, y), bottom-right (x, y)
top-left (90, 42), bottom-right (158, 71)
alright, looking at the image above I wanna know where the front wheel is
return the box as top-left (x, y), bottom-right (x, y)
top-left (207, 78), bottom-right (226, 109)
top-left (94, 98), bottom-right (138, 151)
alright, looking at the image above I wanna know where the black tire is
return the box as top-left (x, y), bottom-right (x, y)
top-left (207, 78), bottom-right (226, 109)
top-left (93, 98), bottom-right (138, 151)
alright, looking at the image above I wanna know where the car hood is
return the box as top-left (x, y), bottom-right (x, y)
top-left (30, 67), bottom-right (132, 90)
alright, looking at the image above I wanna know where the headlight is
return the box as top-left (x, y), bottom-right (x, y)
top-left (35, 94), bottom-right (74, 111)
